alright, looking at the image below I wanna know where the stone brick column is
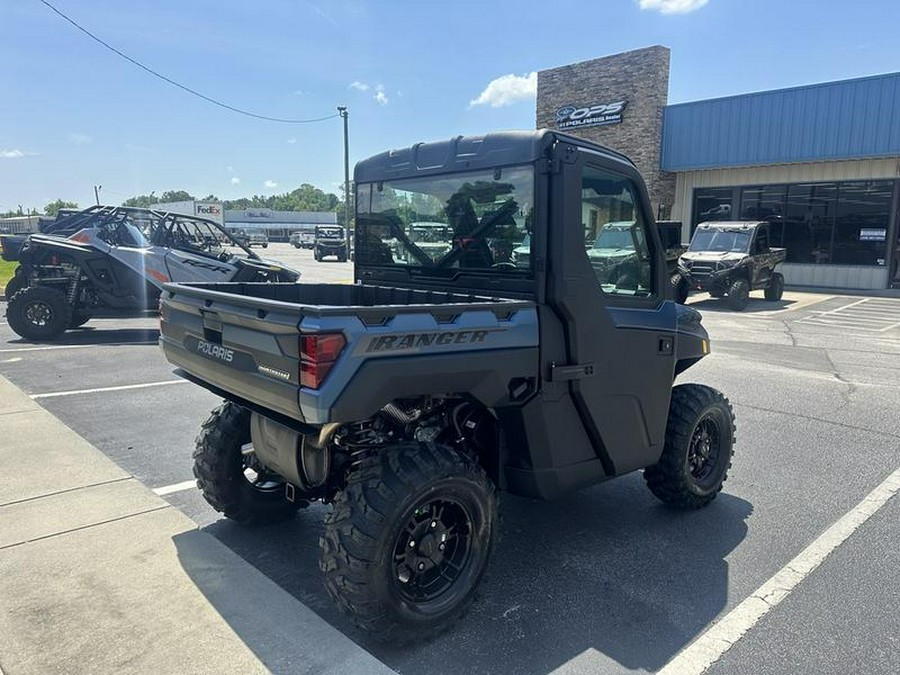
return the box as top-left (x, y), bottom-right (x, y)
top-left (536, 46), bottom-right (676, 219)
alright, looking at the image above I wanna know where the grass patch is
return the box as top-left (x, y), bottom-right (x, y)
top-left (0, 259), bottom-right (19, 295)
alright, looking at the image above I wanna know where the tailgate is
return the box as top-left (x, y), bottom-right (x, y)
top-left (159, 287), bottom-right (307, 421)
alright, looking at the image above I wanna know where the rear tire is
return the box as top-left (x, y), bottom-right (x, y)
top-left (193, 402), bottom-right (304, 526)
top-left (764, 273), bottom-right (784, 301)
top-left (321, 442), bottom-right (498, 643)
top-left (644, 384), bottom-right (735, 509)
top-left (727, 278), bottom-right (750, 311)
top-left (6, 286), bottom-right (70, 341)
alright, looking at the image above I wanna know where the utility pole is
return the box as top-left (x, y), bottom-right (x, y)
top-left (93, 185), bottom-right (102, 206)
top-left (337, 106), bottom-right (351, 255)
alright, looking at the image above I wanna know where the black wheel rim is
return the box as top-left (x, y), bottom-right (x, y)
top-left (25, 301), bottom-right (53, 327)
top-left (392, 498), bottom-right (474, 604)
top-left (688, 415), bottom-right (722, 488)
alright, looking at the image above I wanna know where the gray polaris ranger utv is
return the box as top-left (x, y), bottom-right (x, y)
top-left (159, 130), bottom-right (736, 643)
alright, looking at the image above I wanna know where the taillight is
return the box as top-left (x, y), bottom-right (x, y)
top-left (299, 333), bottom-right (346, 389)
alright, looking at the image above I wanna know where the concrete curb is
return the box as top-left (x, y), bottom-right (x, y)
top-left (0, 375), bottom-right (395, 675)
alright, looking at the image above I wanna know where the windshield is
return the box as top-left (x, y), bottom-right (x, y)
top-left (593, 224), bottom-right (634, 249)
top-left (689, 228), bottom-right (752, 253)
top-left (317, 227), bottom-right (344, 239)
top-left (355, 165), bottom-right (534, 273)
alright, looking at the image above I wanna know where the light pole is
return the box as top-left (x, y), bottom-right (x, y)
top-left (337, 106), bottom-right (351, 255)
top-left (93, 184), bottom-right (102, 205)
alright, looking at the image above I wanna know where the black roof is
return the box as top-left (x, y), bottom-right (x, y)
top-left (354, 129), bottom-right (636, 183)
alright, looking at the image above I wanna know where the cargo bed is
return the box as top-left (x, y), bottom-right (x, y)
top-left (159, 282), bottom-right (539, 425)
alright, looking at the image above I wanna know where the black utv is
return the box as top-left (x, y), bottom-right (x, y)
top-left (158, 130), bottom-right (737, 643)
top-left (675, 221), bottom-right (787, 310)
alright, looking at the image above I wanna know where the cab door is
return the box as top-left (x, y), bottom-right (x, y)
top-left (545, 143), bottom-right (678, 475)
top-left (752, 224), bottom-right (773, 287)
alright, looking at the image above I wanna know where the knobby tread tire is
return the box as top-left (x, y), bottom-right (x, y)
top-left (192, 401), bottom-right (302, 526)
top-left (320, 442), bottom-right (498, 644)
top-left (764, 273), bottom-right (784, 301)
top-left (3, 271), bottom-right (25, 300)
top-left (6, 285), bottom-right (70, 341)
top-left (671, 273), bottom-right (689, 304)
top-left (727, 278), bottom-right (750, 311)
top-left (644, 384), bottom-right (736, 510)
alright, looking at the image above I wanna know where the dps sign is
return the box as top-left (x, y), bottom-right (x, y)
top-left (556, 100), bottom-right (628, 130)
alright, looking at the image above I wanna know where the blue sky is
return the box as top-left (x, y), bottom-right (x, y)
top-left (3, 0), bottom-right (900, 212)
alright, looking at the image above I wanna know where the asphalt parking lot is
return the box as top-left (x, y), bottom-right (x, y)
top-left (2, 243), bottom-right (899, 674)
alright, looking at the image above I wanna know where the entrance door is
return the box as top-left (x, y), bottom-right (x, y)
top-left (546, 145), bottom-right (678, 475)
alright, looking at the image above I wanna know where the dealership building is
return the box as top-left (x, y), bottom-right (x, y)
top-left (537, 46), bottom-right (900, 289)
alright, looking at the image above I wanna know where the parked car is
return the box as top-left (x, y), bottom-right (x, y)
top-left (247, 231), bottom-right (269, 248)
top-left (289, 231), bottom-right (315, 249)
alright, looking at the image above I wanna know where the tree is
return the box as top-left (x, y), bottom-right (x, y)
top-left (159, 190), bottom-right (195, 203)
top-left (43, 199), bottom-right (79, 217)
top-left (122, 192), bottom-right (156, 208)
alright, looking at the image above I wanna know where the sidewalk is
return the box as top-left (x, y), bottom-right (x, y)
top-left (0, 375), bottom-right (394, 675)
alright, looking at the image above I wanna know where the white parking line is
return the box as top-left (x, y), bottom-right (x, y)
top-left (0, 343), bottom-right (154, 354)
top-left (30, 380), bottom-right (188, 399)
top-left (152, 480), bottom-right (197, 496)
top-left (659, 466), bottom-right (900, 675)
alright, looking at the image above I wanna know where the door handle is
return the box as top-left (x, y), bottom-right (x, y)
top-left (549, 362), bottom-right (595, 381)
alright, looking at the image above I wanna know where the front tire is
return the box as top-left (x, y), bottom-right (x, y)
top-left (6, 286), bottom-right (70, 341)
top-left (727, 278), bottom-right (750, 311)
top-left (3, 269), bottom-right (25, 300)
top-left (193, 402), bottom-right (303, 526)
top-left (764, 272), bottom-right (784, 301)
top-left (321, 442), bottom-right (498, 643)
top-left (644, 384), bottom-right (735, 509)
top-left (671, 273), bottom-right (689, 304)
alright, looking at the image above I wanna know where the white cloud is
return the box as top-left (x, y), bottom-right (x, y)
top-left (226, 165), bottom-right (234, 173)
top-left (374, 84), bottom-right (388, 106)
top-left (230, 177), bottom-right (241, 186)
top-left (349, 81), bottom-right (370, 92)
top-left (68, 132), bottom-right (93, 145)
top-left (469, 72), bottom-right (537, 108)
top-left (287, 137), bottom-right (298, 144)
top-left (264, 180), bottom-right (278, 189)
top-left (1, 149), bottom-right (25, 159)
top-left (638, 0), bottom-right (709, 14)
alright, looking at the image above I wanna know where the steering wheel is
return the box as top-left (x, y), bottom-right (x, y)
top-left (491, 261), bottom-right (518, 270)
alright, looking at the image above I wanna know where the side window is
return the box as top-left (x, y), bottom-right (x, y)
top-left (756, 226), bottom-right (770, 252)
top-left (581, 165), bottom-right (655, 297)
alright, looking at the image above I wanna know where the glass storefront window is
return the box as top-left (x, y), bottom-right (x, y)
top-left (692, 180), bottom-right (895, 266)
top-left (692, 187), bottom-right (733, 227)
top-left (740, 185), bottom-right (786, 221)
top-left (832, 181), bottom-right (893, 265)
top-left (784, 183), bottom-right (837, 263)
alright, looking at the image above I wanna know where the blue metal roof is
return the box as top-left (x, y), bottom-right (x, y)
top-left (661, 72), bottom-right (900, 171)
